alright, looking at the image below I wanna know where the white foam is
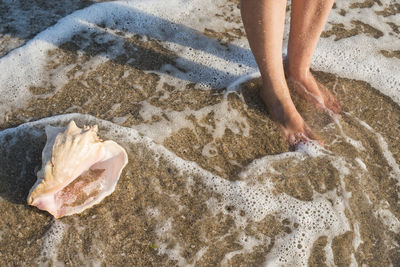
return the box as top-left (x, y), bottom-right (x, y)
top-left (133, 92), bottom-right (250, 143)
top-left (0, 0), bottom-right (399, 124)
top-left (295, 140), bottom-right (326, 157)
top-left (226, 72), bottom-right (260, 92)
top-left (35, 220), bottom-right (68, 267)
top-left (352, 222), bottom-right (363, 250)
top-left (356, 117), bottom-right (400, 187)
top-left (324, 238), bottom-right (335, 266)
top-left (2, 107), bottom-right (398, 266)
top-left (1, 0), bottom-right (400, 265)
top-left (222, 232), bottom-right (270, 265)
top-left (117, 119), bottom-right (349, 265)
top-left (155, 218), bottom-right (190, 266)
top-left (377, 208), bottom-right (400, 233)
top-left (0, 0), bottom-right (258, 124)
top-left (355, 157), bottom-right (367, 171)
top-left (201, 143), bottom-right (218, 158)
top-left (333, 115), bottom-right (365, 151)
top-left (311, 0), bottom-right (400, 105)
top-left (0, 113), bottom-right (352, 266)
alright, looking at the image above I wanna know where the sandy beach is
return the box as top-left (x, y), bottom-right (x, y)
top-left (0, 0), bottom-right (399, 265)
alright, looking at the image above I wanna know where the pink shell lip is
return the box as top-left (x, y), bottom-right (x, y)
top-left (27, 121), bottom-right (128, 218)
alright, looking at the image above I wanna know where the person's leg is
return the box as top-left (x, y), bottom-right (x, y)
top-left (240, 0), bottom-right (319, 146)
top-left (286, 0), bottom-right (341, 113)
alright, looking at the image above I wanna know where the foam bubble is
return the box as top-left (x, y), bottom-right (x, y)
top-left (5, 113), bottom-right (353, 265)
top-left (222, 232), bottom-right (270, 265)
top-left (1, 0), bottom-right (400, 265)
top-left (377, 208), bottom-right (400, 233)
top-left (355, 157), bottom-right (367, 171)
top-left (311, 0), bottom-right (400, 105)
top-left (295, 140), bottom-right (325, 157)
top-left (36, 220), bottom-right (68, 266)
top-left (356, 117), bottom-right (400, 186)
top-left (0, 0), bottom-right (258, 125)
top-left (1, 0), bottom-right (399, 125)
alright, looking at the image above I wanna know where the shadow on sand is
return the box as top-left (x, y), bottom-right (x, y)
top-left (2, 1), bottom-right (255, 86)
top-left (0, 126), bottom-right (46, 204)
top-left (0, 1), bottom-right (255, 204)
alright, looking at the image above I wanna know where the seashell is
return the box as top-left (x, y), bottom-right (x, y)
top-left (27, 121), bottom-right (128, 218)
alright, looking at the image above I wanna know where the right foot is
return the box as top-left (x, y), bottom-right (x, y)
top-left (259, 86), bottom-right (321, 148)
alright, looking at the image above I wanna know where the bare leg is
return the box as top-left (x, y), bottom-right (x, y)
top-left (286, 0), bottom-right (341, 114)
top-left (240, 0), bottom-right (319, 146)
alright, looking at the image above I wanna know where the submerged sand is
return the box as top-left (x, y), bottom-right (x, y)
top-left (0, 0), bottom-right (400, 266)
top-left (1, 58), bottom-right (400, 265)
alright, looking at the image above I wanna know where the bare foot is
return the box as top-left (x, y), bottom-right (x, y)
top-left (284, 61), bottom-right (341, 114)
top-left (288, 75), bottom-right (341, 114)
top-left (259, 86), bottom-right (321, 149)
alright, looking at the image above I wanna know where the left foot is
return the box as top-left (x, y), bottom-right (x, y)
top-left (259, 82), bottom-right (323, 149)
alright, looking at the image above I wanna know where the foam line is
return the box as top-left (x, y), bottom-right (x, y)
top-left (0, 0), bottom-right (258, 122)
top-left (226, 72), bottom-right (260, 92)
top-left (314, 37), bottom-right (400, 105)
top-left (356, 117), bottom-right (400, 186)
top-left (1, 0), bottom-right (400, 124)
top-left (0, 113), bottom-right (350, 266)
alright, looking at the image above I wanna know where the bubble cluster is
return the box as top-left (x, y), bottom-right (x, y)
top-left (311, 0), bottom-right (400, 105)
top-left (3, 104), bottom-right (400, 265)
top-left (1, 0), bottom-right (400, 265)
top-left (36, 220), bottom-right (68, 265)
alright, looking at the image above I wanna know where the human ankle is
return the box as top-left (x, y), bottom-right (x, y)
top-left (260, 90), bottom-right (297, 118)
top-left (285, 61), bottom-right (310, 82)
top-left (260, 85), bottom-right (293, 108)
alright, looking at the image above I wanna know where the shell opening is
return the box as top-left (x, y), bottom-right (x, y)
top-left (52, 150), bottom-right (127, 218)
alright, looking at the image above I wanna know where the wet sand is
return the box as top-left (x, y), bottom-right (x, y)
top-left (1, 61), bottom-right (400, 265)
top-left (1, 0), bottom-right (400, 266)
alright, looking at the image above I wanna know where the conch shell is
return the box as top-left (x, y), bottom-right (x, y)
top-left (27, 121), bottom-right (128, 218)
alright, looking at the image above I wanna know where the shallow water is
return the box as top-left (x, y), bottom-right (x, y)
top-left (0, 0), bottom-right (399, 266)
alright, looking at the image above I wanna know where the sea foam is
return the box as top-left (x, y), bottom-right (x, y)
top-left (1, 0), bottom-right (399, 123)
top-left (0, 0), bottom-right (399, 265)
